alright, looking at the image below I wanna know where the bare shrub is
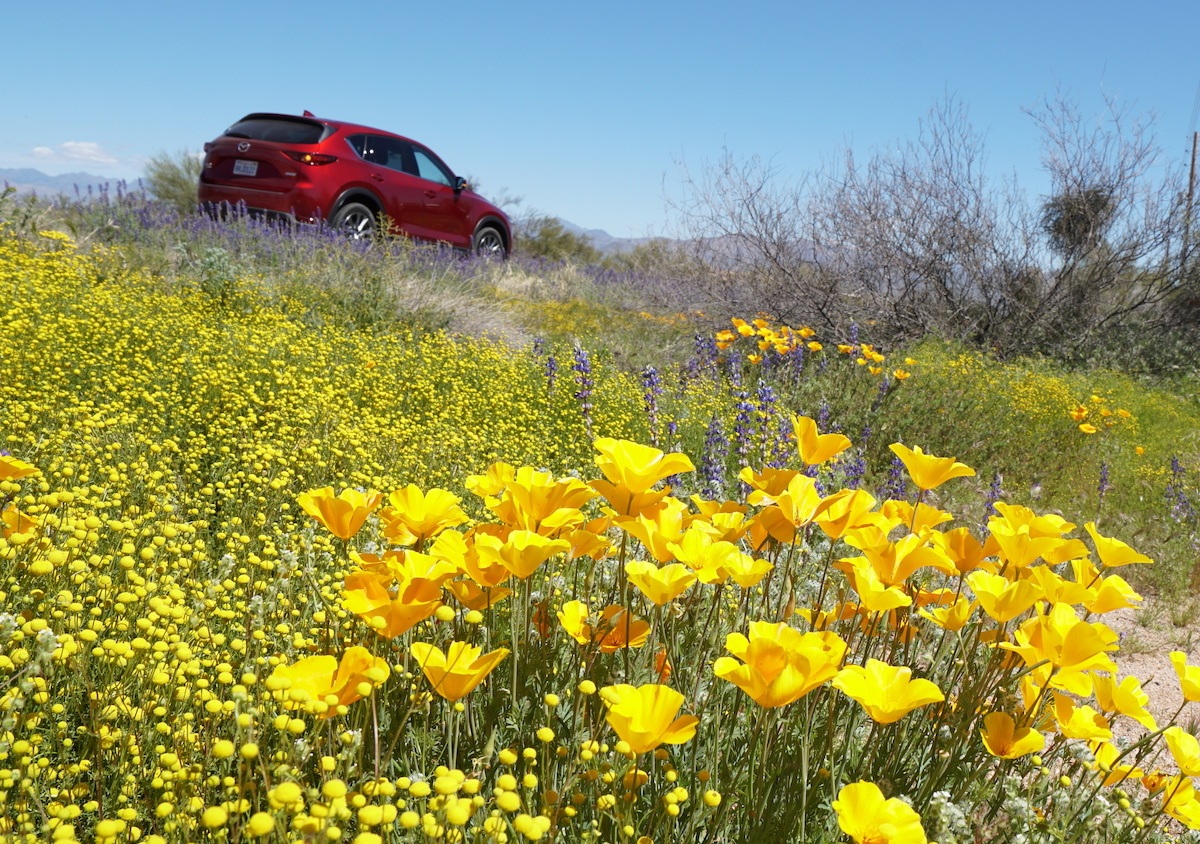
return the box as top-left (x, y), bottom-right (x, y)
top-left (667, 95), bottom-right (1191, 358)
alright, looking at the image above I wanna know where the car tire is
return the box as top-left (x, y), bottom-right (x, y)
top-left (472, 225), bottom-right (507, 258)
top-left (330, 202), bottom-right (377, 240)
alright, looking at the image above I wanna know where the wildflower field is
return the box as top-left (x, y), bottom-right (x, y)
top-left (2, 207), bottom-right (1200, 844)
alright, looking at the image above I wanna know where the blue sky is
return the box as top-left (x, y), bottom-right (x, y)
top-left (5, 1), bottom-right (1199, 236)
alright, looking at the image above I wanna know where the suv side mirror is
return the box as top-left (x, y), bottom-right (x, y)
top-left (454, 176), bottom-right (468, 193)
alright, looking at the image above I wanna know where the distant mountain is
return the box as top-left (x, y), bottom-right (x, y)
top-left (556, 219), bottom-right (664, 255)
top-left (1, 167), bottom-right (136, 198)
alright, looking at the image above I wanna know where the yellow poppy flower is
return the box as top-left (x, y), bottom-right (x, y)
top-left (832, 659), bottom-right (944, 724)
top-left (590, 438), bottom-right (695, 517)
top-left (1171, 652), bottom-right (1200, 702)
top-left (410, 641), bottom-right (509, 702)
top-left (1051, 692), bottom-right (1111, 741)
top-left (1163, 775), bottom-right (1200, 829)
top-left (832, 781), bottom-right (927, 844)
top-left (599, 683), bottom-right (698, 755)
top-left (473, 529), bottom-right (570, 580)
top-left (1165, 727), bottom-right (1200, 777)
top-left (979, 711), bottom-right (1045, 758)
top-left (380, 485), bottom-right (469, 546)
top-left (342, 569), bottom-right (442, 638)
top-left (625, 561), bottom-right (697, 605)
top-left (713, 622), bottom-right (846, 708)
top-left (839, 530), bottom-right (955, 588)
top-left (443, 577), bottom-right (512, 611)
top-left (966, 570), bottom-right (1043, 623)
top-left (482, 466), bottom-right (596, 534)
top-left (1089, 739), bottom-right (1144, 787)
top-left (616, 496), bottom-right (693, 562)
top-left (929, 526), bottom-right (997, 575)
top-left (916, 595), bottom-right (975, 631)
top-left (737, 466), bottom-right (801, 499)
top-left (790, 414), bottom-right (851, 466)
top-left (839, 559), bottom-right (912, 613)
top-left (268, 646), bottom-right (390, 718)
top-left (557, 601), bottom-right (650, 652)
top-left (1084, 522), bottom-right (1152, 568)
top-left (811, 489), bottom-right (878, 541)
top-left (888, 443), bottom-right (975, 491)
top-left (668, 529), bottom-right (749, 585)
top-left (998, 603), bottom-right (1118, 696)
top-left (0, 454), bottom-right (39, 482)
top-left (297, 486), bottom-right (383, 540)
top-left (1092, 673), bottom-right (1157, 731)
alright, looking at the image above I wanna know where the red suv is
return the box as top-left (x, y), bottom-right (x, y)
top-left (198, 112), bottom-right (511, 256)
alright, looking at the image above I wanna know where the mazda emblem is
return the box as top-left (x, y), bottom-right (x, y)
top-left (237, 142), bottom-right (251, 152)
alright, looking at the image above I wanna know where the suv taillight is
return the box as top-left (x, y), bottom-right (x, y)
top-left (283, 151), bottom-right (338, 165)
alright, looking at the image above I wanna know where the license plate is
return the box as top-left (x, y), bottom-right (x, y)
top-left (233, 159), bottom-right (258, 177)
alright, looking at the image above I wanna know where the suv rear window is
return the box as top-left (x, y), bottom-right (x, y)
top-left (223, 116), bottom-right (331, 145)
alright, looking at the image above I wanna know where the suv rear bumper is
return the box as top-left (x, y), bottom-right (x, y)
top-left (198, 179), bottom-right (323, 224)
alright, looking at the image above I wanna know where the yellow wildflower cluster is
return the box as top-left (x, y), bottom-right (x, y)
top-left (0, 224), bottom-right (1195, 842)
top-left (715, 317), bottom-right (912, 379)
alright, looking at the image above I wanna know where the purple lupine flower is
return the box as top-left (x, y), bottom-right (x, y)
top-left (841, 449), bottom-right (867, 490)
top-left (1166, 457), bottom-right (1196, 522)
top-left (878, 454), bottom-right (908, 501)
top-left (788, 342), bottom-right (806, 388)
top-left (1098, 462), bottom-right (1112, 505)
top-left (871, 376), bottom-right (892, 413)
top-left (754, 379), bottom-right (779, 462)
top-left (663, 421), bottom-right (684, 488)
top-left (699, 413), bottom-right (728, 500)
top-left (766, 413), bottom-right (793, 469)
top-left (545, 353), bottom-right (558, 394)
top-left (571, 344), bottom-right (594, 438)
top-left (641, 365), bottom-right (663, 447)
top-left (817, 400), bottom-right (830, 432)
top-left (984, 472), bottom-right (1003, 517)
top-left (848, 322), bottom-right (859, 345)
top-left (733, 389), bottom-right (755, 469)
top-left (726, 350), bottom-right (744, 387)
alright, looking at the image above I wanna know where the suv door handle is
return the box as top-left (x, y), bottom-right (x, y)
top-left (371, 174), bottom-right (385, 182)
top-left (424, 190), bottom-right (437, 198)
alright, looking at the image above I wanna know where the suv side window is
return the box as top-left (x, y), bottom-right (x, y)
top-left (412, 146), bottom-right (454, 187)
top-left (372, 136), bottom-right (409, 172)
top-left (345, 134), bottom-right (371, 160)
